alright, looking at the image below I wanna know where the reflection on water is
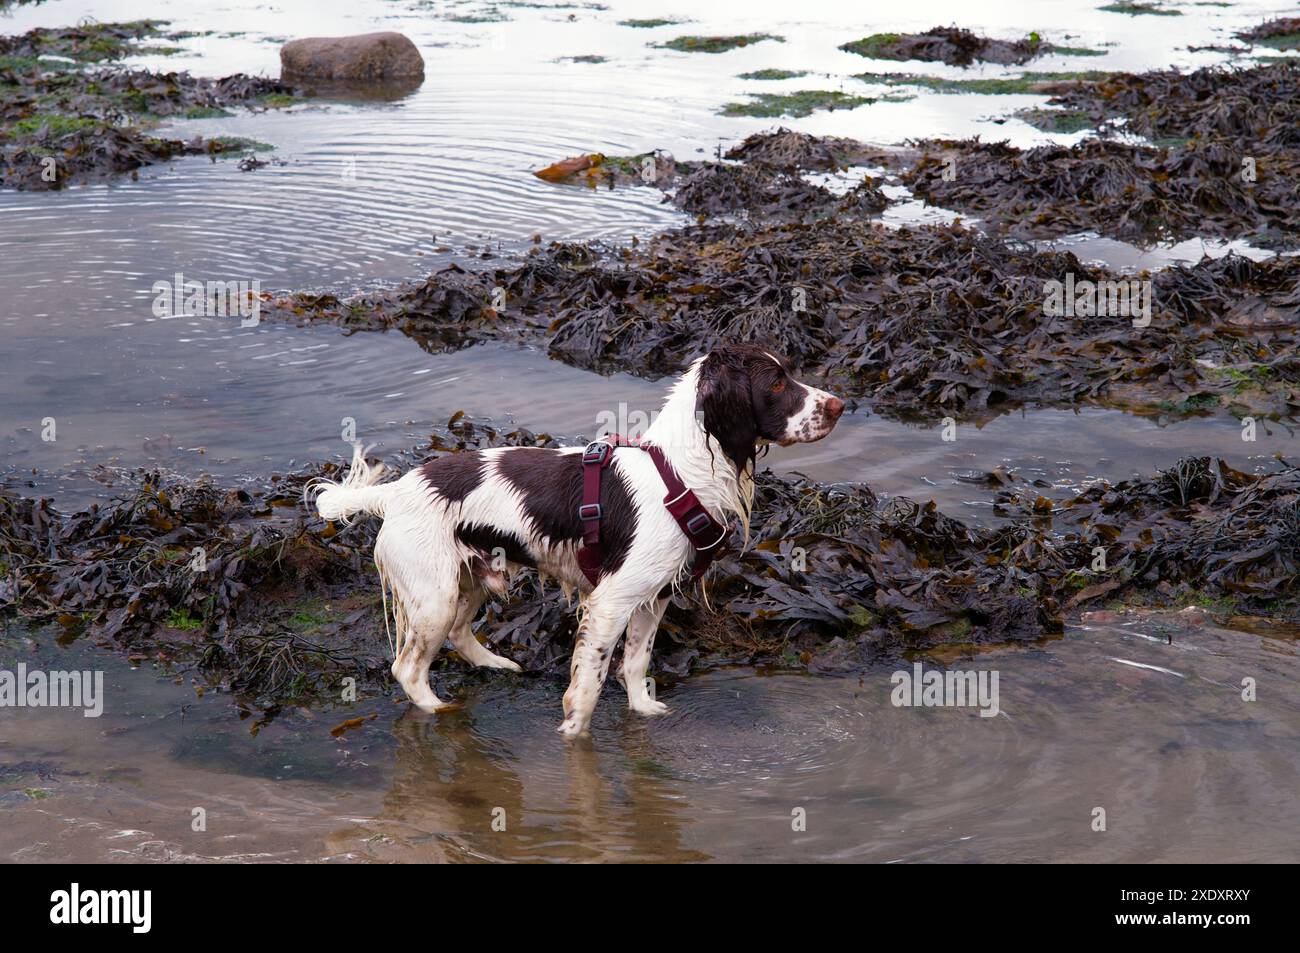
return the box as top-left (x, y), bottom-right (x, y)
top-left (327, 707), bottom-right (714, 862)
top-left (3, 609), bottom-right (1297, 862)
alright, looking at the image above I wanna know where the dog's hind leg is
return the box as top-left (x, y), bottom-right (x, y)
top-left (382, 523), bottom-right (461, 712)
top-left (447, 582), bottom-right (522, 672)
top-left (391, 599), bottom-right (458, 712)
top-left (621, 597), bottom-right (669, 716)
top-left (391, 612), bottom-right (456, 712)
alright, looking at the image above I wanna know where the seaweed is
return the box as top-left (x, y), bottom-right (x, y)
top-left (668, 161), bottom-right (835, 217)
top-left (0, 23), bottom-right (297, 189)
top-left (0, 418), bottom-right (563, 704)
top-left (264, 208), bottom-right (1300, 421)
top-left (895, 61), bottom-right (1300, 247)
top-left (1014, 106), bottom-right (1094, 133)
top-left (839, 27), bottom-right (1046, 67)
top-left (533, 130), bottom-right (896, 216)
top-left (865, 71), bottom-right (1111, 95)
top-left (1237, 18), bottom-right (1300, 51)
top-left (1098, 2), bottom-right (1181, 14)
top-left (738, 68), bottom-right (809, 80)
top-left (532, 150), bottom-right (683, 188)
top-left (0, 21), bottom-right (171, 63)
top-left (1048, 44), bottom-right (1107, 57)
top-left (720, 89), bottom-right (876, 118)
top-left (997, 457), bottom-right (1300, 603)
top-left (722, 128), bottom-right (882, 172)
top-left (1044, 60), bottom-right (1300, 147)
top-left (0, 121), bottom-right (253, 189)
top-left (656, 34), bottom-right (782, 54)
top-left (7, 429), bottom-right (1298, 702)
top-left (902, 136), bottom-right (1300, 247)
top-left (531, 141), bottom-right (887, 219)
top-left (618, 18), bottom-right (681, 29)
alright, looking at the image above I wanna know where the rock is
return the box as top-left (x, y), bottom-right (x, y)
top-left (280, 32), bottom-right (424, 81)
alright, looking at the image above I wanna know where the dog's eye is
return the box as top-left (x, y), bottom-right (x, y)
top-left (771, 378), bottom-right (786, 394)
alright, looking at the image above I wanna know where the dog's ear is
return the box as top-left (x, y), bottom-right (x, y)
top-left (697, 350), bottom-right (758, 472)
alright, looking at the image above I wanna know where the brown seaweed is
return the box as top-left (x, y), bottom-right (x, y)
top-left (893, 61), bottom-right (1300, 248)
top-left (1044, 60), bottom-right (1300, 148)
top-left (722, 128), bottom-right (887, 173)
top-left (5, 422), bottom-right (1298, 702)
top-left (264, 215), bottom-right (1300, 420)
top-left (902, 137), bottom-right (1300, 247)
top-left (668, 161), bottom-right (834, 218)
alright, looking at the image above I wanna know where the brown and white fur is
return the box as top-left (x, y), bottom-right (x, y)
top-left (312, 345), bottom-right (844, 737)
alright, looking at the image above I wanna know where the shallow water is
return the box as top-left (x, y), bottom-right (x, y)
top-left (4, 324), bottom-right (1292, 518)
top-left (3, 609), bottom-right (1297, 863)
top-left (3, 0), bottom-right (1299, 863)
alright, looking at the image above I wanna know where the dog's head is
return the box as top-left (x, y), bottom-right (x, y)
top-left (696, 344), bottom-right (844, 471)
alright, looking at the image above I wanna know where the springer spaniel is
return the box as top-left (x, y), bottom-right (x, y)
top-left (313, 345), bottom-right (844, 736)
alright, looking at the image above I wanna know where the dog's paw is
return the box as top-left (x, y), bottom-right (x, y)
top-left (412, 698), bottom-right (461, 714)
top-left (630, 699), bottom-right (669, 717)
top-left (556, 717), bottom-right (587, 738)
top-left (489, 657), bottom-right (523, 673)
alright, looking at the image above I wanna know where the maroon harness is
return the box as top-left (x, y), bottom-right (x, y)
top-left (576, 435), bottom-right (729, 587)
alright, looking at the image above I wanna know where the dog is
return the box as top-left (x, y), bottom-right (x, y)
top-left (312, 344), bottom-right (844, 737)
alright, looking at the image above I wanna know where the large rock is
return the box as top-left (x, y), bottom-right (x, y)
top-left (280, 32), bottom-right (424, 81)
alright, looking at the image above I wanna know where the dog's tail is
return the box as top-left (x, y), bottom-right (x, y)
top-left (309, 443), bottom-right (393, 523)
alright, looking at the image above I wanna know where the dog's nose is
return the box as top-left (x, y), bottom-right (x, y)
top-left (825, 396), bottom-right (844, 420)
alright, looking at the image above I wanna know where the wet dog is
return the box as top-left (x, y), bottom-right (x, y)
top-left (312, 345), bottom-right (844, 736)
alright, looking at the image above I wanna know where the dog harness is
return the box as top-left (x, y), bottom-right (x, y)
top-left (576, 435), bottom-right (729, 587)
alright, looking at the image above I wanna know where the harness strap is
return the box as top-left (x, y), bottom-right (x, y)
top-left (575, 435), bottom-right (631, 585)
top-left (576, 434), bottom-right (728, 587)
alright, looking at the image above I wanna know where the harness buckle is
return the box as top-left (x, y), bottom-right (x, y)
top-left (578, 502), bottom-right (603, 521)
top-left (582, 441), bottom-right (610, 466)
top-left (685, 512), bottom-right (713, 536)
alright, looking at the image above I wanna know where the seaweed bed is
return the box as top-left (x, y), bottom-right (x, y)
top-left (903, 136), bottom-right (1300, 246)
top-left (0, 21), bottom-right (295, 189)
top-left (904, 61), bottom-right (1300, 248)
top-left (4, 415), bottom-right (1297, 710)
top-left (265, 198), bottom-right (1300, 421)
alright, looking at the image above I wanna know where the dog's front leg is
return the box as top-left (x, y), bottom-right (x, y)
top-left (621, 597), bottom-right (669, 716)
top-left (558, 598), bottom-right (634, 738)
